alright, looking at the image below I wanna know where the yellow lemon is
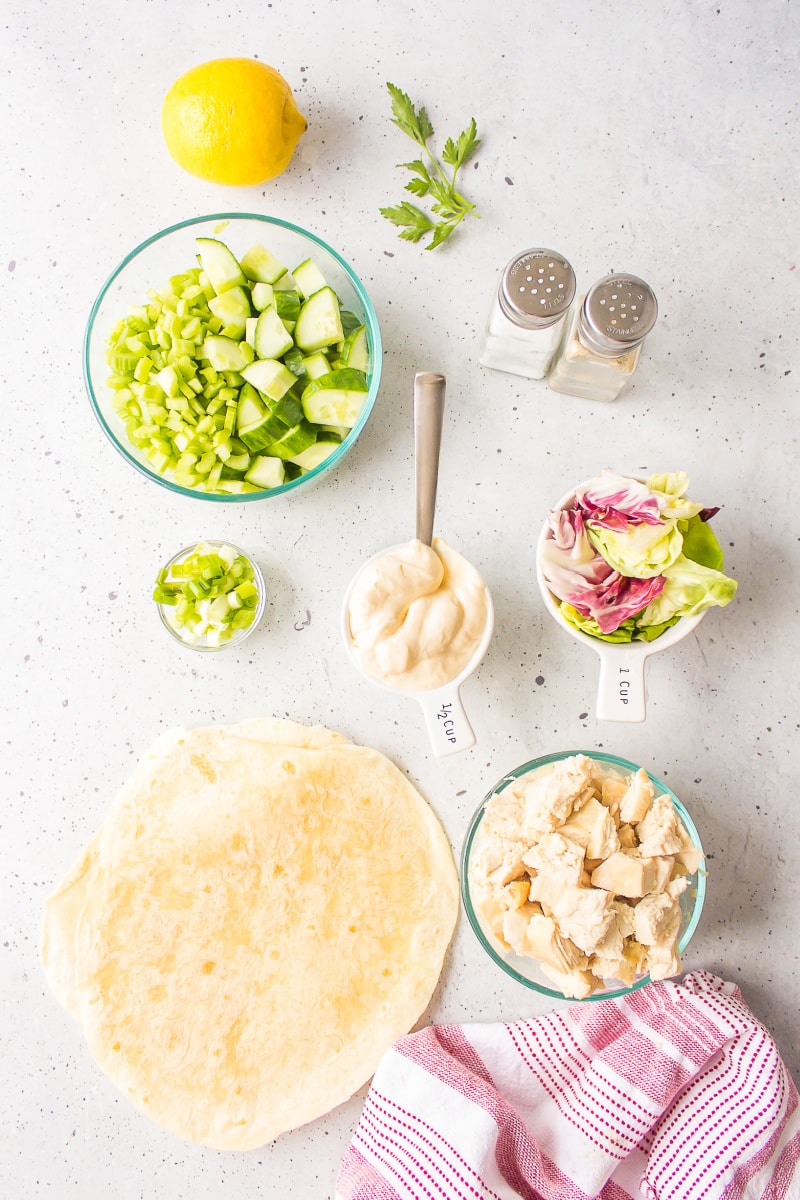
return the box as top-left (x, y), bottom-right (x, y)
top-left (162, 58), bottom-right (307, 186)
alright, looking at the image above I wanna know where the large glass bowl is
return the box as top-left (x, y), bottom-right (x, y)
top-left (461, 749), bottom-right (706, 1001)
top-left (84, 213), bottom-right (382, 502)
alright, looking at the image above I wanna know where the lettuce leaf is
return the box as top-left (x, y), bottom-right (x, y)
top-left (681, 513), bottom-right (725, 571)
top-left (586, 518), bottom-right (683, 579)
top-left (636, 553), bottom-right (738, 627)
top-left (560, 603), bottom-right (680, 644)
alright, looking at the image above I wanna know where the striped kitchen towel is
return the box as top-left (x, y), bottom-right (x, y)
top-left (336, 971), bottom-right (799, 1200)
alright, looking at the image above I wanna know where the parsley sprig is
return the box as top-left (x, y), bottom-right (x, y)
top-left (380, 83), bottom-right (481, 250)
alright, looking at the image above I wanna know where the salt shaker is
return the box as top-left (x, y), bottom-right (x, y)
top-left (479, 249), bottom-right (576, 380)
top-left (547, 273), bottom-right (658, 402)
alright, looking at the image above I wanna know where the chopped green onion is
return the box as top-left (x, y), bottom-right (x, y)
top-left (155, 541), bottom-right (262, 648)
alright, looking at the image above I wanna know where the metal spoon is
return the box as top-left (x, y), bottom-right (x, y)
top-left (413, 371), bottom-right (446, 545)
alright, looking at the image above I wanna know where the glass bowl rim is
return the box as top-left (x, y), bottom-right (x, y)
top-left (84, 211), bottom-right (383, 503)
top-left (156, 538), bottom-right (267, 652)
top-left (460, 748), bottom-right (706, 1002)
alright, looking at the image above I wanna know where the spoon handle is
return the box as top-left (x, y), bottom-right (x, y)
top-left (413, 371), bottom-right (446, 546)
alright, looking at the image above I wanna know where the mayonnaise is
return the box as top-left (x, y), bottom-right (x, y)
top-left (346, 538), bottom-right (489, 691)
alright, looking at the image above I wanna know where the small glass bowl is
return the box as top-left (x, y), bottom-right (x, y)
top-left (156, 540), bottom-right (266, 652)
top-left (84, 213), bottom-right (382, 502)
top-left (461, 749), bottom-right (706, 1001)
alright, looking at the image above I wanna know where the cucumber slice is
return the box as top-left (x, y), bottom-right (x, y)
top-left (196, 239), bottom-right (246, 294)
top-left (245, 455), bottom-right (286, 488)
top-left (251, 282), bottom-right (275, 311)
top-left (236, 384), bottom-right (265, 431)
top-left (294, 287), bottom-right (344, 352)
top-left (239, 408), bottom-right (292, 453)
top-left (292, 258), bottom-right (328, 299)
top-left (241, 359), bottom-right (297, 401)
top-left (302, 352), bottom-right (331, 380)
top-left (240, 243), bottom-right (287, 285)
top-left (339, 325), bottom-right (369, 372)
top-left (267, 421), bottom-right (318, 460)
top-left (290, 440), bottom-right (339, 471)
top-left (244, 316), bottom-right (258, 347)
top-left (201, 336), bottom-right (255, 373)
top-left (273, 272), bottom-right (297, 292)
top-left (283, 347), bottom-right (307, 378)
top-left (339, 310), bottom-right (362, 336)
top-left (274, 290), bottom-right (301, 324)
top-left (208, 286), bottom-right (252, 339)
top-left (253, 307), bottom-right (294, 360)
top-left (301, 368), bottom-right (369, 427)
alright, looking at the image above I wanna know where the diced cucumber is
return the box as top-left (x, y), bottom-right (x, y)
top-left (339, 325), bottom-right (369, 372)
top-left (267, 421), bottom-right (318, 460)
top-left (283, 347), bottom-right (307, 378)
top-left (339, 310), bottom-right (362, 336)
top-left (239, 410), bottom-right (290, 453)
top-left (201, 335), bottom-right (255, 373)
top-left (245, 455), bottom-right (286, 488)
top-left (301, 368), bottom-right (369, 427)
top-left (251, 282), bottom-right (275, 311)
top-left (236, 384), bottom-right (265, 431)
top-left (294, 287), bottom-right (344, 352)
top-left (292, 258), bottom-right (328, 299)
top-left (208, 286), bottom-right (252, 339)
top-left (253, 306), bottom-right (294, 360)
top-left (302, 352), bottom-right (331, 380)
top-left (274, 290), bottom-right (301, 324)
top-left (240, 242), bottom-right (287, 285)
top-left (290, 440), bottom-right (339, 471)
top-left (104, 234), bottom-right (372, 496)
top-left (241, 358), bottom-right (297, 401)
top-left (196, 239), bottom-right (246, 294)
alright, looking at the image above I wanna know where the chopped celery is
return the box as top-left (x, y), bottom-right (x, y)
top-left (155, 541), bottom-right (262, 648)
top-left (104, 235), bottom-right (371, 495)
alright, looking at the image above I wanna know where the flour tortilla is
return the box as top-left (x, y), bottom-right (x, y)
top-left (42, 718), bottom-right (458, 1150)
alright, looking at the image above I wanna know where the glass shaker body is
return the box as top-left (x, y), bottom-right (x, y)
top-left (547, 274), bottom-right (658, 402)
top-left (479, 249), bottom-right (576, 380)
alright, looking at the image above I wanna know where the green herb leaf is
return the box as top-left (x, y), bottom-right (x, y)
top-left (382, 84), bottom-right (481, 251)
top-left (442, 119), bottom-right (481, 168)
top-left (426, 222), bottom-right (457, 251)
top-left (379, 202), bottom-right (437, 243)
top-left (386, 83), bottom-right (434, 146)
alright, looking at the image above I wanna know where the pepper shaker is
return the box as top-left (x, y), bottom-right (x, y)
top-left (547, 273), bottom-right (658, 402)
top-left (479, 249), bottom-right (576, 380)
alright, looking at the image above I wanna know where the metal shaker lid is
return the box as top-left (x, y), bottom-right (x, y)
top-left (499, 249), bottom-right (576, 329)
top-left (579, 274), bottom-right (658, 356)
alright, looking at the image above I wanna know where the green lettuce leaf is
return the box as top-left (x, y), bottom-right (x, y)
top-left (586, 518), bottom-right (683, 579)
top-left (645, 472), bottom-right (704, 519)
top-left (636, 554), bottom-right (738, 628)
top-left (681, 514), bottom-right (725, 571)
top-left (560, 603), bottom-right (680, 644)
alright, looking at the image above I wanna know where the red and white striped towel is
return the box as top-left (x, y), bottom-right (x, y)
top-left (337, 971), bottom-right (799, 1200)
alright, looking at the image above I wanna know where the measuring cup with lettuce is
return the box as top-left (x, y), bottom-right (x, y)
top-left (536, 470), bottom-right (737, 721)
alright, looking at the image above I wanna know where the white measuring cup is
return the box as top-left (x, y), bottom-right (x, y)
top-left (341, 557), bottom-right (494, 756)
top-left (341, 372), bottom-right (494, 756)
top-left (535, 482), bottom-right (704, 722)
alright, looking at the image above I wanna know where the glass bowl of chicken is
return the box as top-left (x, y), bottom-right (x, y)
top-left (461, 750), bottom-right (705, 1000)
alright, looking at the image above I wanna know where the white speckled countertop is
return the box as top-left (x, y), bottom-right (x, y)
top-left (2, 1), bottom-right (799, 1195)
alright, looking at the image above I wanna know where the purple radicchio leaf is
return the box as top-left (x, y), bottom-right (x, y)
top-left (574, 468), bottom-right (663, 531)
top-left (565, 572), bottom-right (667, 634)
top-left (540, 505), bottom-right (614, 600)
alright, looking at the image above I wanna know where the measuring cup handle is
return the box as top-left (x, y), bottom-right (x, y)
top-left (596, 649), bottom-right (648, 722)
top-left (417, 685), bottom-right (475, 757)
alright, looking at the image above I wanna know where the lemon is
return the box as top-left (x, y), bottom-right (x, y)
top-left (162, 58), bottom-right (307, 186)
